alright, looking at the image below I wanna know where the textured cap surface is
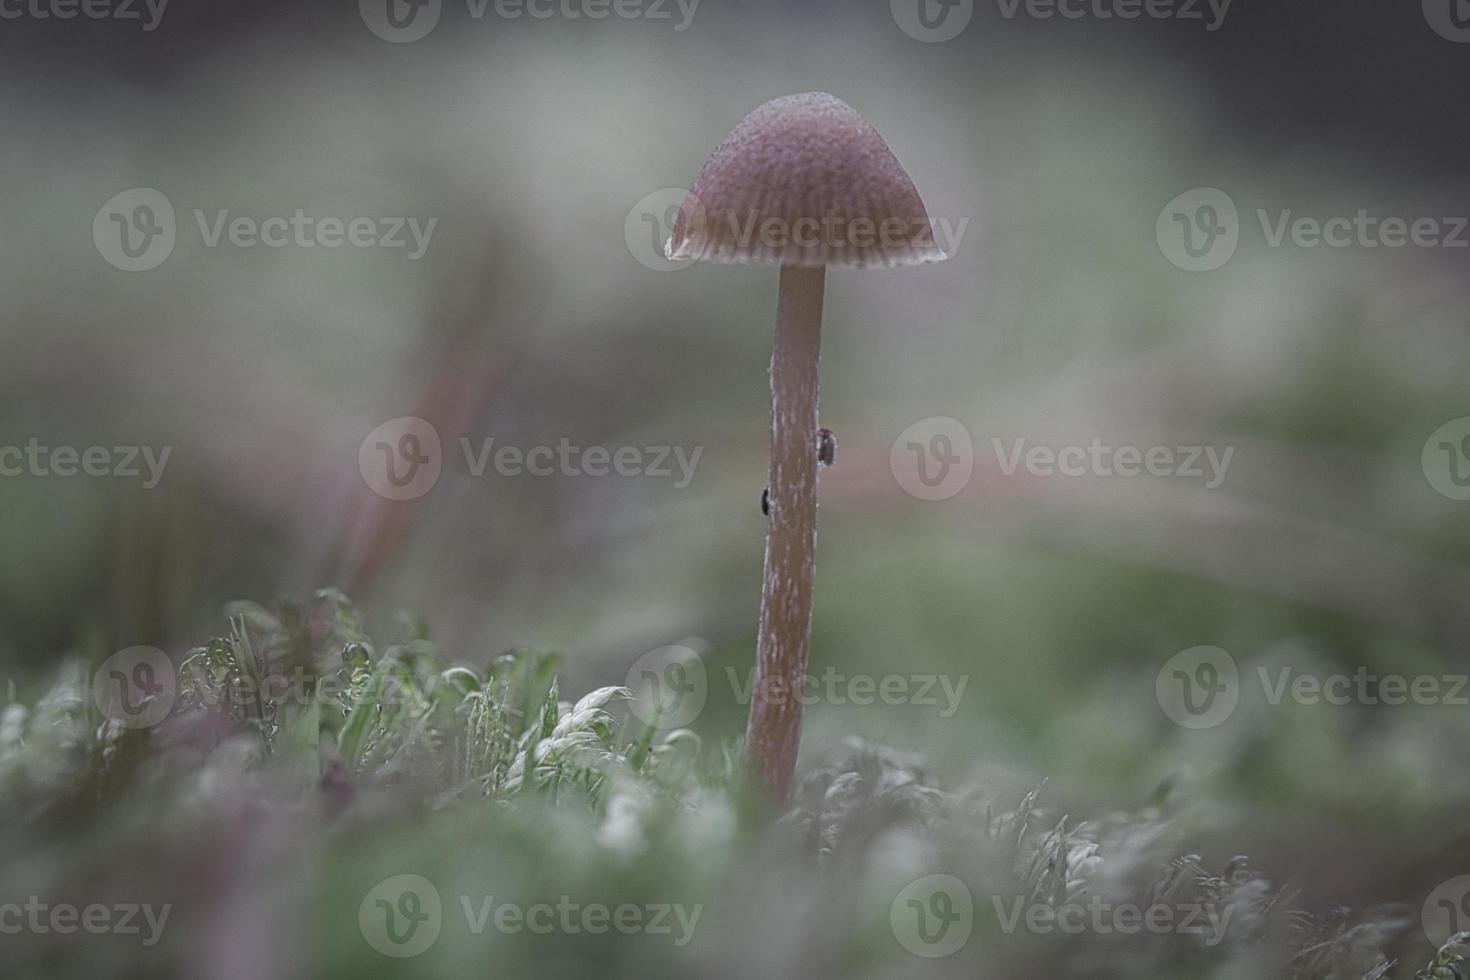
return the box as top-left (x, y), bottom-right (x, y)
top-left (665, 92), bottom-right (946, 268)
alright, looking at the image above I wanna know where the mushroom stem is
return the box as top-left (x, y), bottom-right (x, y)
top-left (747, 263), bottom-right (826, 803)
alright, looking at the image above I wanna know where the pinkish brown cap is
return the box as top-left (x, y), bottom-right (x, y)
top-left (665, 92), bottom-right (947, 269)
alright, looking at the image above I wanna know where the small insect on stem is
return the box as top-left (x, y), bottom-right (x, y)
top-left (817, 427), bottom-right (836, 467)
top-left (765, 429), bottom-right (834, 517)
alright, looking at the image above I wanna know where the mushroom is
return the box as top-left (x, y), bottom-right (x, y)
top-left (666, 92), bottom-right (946, 802)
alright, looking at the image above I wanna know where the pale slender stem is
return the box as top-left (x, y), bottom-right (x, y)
top-left (746, 263), bottom-right (825, 803)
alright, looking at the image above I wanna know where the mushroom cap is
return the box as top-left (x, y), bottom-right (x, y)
top-left (665, 92), bottom-right (947, 269)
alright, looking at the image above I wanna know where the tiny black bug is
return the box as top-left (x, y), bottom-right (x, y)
top-left (761, 486), bottom-right (770, 516)
top-left (817, 427), bottom-right (836, 467)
